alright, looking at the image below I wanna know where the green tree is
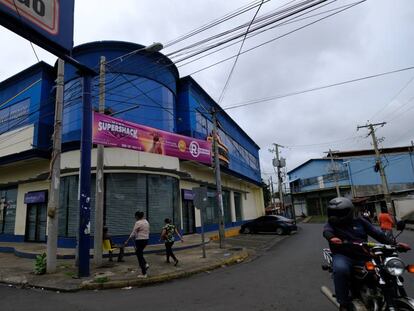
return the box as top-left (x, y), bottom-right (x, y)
top-left (262, 180), bottom-right (271, 207)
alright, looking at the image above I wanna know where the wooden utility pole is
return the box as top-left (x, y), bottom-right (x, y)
top-left (326, 149), bottom-right (340, 197)
top-left (357, 122), bottom-right (394, 214)
top-left (46, 59), bottom-right (64, 273)
top-left (94, 56), bottom-right (105, 265)
top-left (270, 144), bottom-right (285, 212)
top-left (212, 109), bottom-right (225, 248)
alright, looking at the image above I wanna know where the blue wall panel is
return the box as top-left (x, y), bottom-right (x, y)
top-left (177, 77), bottom-right (261, 183)
top-left (347, 154), bottom-right (414, 186)
top-left (289, 154), bottom-right (414, 193)
top-left (0, 63), bottom-right (55, 151)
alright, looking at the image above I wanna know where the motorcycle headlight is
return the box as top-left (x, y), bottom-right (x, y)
top-left (384, 258), bottom-right (405, 276)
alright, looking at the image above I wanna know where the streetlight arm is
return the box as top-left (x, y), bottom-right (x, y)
top-left (106, 42), bottom-right (164, 65)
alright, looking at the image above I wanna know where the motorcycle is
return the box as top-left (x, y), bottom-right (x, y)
top-left (321, 221), bottom-right (414, 311)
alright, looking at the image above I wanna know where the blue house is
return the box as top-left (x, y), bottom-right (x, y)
top-left (288, 147), bottom-right (414, 218)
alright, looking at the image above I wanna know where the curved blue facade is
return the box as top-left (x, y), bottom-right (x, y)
top-left (59, 41), bottom-right (261, 184)
top-left (62, 41), bottom-right (179, 143)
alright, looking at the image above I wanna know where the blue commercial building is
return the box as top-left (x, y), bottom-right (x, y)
top-left (0, 41), bottom-right (264, 247)
top-left (288, 147), bottom-right (414, 219)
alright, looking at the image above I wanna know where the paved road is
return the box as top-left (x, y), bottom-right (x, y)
top-left (2, 223), bottom-right (414, 311)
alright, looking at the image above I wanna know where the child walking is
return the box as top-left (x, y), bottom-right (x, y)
top-left (161, 218), bottom-right (183, 266)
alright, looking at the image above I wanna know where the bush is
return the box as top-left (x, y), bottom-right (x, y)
top-left (34, 253), bottom-right (47, 275)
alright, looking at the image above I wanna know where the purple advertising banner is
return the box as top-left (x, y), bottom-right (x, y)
top-left (93, 112), bottom-right (212, 165)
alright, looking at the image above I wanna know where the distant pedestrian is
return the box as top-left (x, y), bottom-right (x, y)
top-left (160, 218), bottom-right (183, 266)
top-left (124, 211), bottom-right (150, 278)
top-left (378, 205), bottom-right (394, 240)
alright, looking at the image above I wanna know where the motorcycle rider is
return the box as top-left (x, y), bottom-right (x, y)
top-left (322, 197), bottom-right (409, 311)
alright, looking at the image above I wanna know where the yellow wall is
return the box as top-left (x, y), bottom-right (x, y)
top-left (0, 125), bottom-right (34, 158)
top-left (179, 162), bottom-right (265, 225)
top-left (0, 159), bottom-right (49, 185)
top-left (15, 180), bottom-right (49, 236)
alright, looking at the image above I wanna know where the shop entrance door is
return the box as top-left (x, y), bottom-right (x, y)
top-left (182, 200), bottom-right (196, 234)
top-left (25, 204), bottom-right (47, 242)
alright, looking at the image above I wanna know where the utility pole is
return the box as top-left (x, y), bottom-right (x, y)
top-left (409, 141), bottom-right (414, 180)
top-left (46, 59), bottom-right (64, 273)
top-left (357, 122), bottom-right (393, 214)
top-left (94, 56), bottom-right (105, 266)
top-left (326, 149), bottom-right (340, 197)
top-left (270, 144), bottom-right (285, 212)
top-left (344, 161), bottom-right (356, 198)
top-left (212, 109), bottom-right (225, 248)
top-left (269, 176), bottom-right (275, 207)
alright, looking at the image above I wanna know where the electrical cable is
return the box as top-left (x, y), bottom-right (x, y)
top-left (185, 1), bottom-right (365, 78)
top-left (164, 0), bottom-right (271, 48)
top-left (217, 0), bottom-right (265, 104)
top-left (167, 0), bottom-right (323, 59)
top-left (11, 0), bottom-right (40, 62)
top-left (222, 64), bottom-right (414, 111)
top-left (369, 73), bottom-right (414, 122)
top-left (84, 1), bottom-right (363, 117)
top-left (175, 0), bottom-right (341, 69)
top-left (104, 0), bottom-right (333, 82)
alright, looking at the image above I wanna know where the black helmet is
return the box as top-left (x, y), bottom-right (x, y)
top-left (327, 197), bottom-right (354, 225)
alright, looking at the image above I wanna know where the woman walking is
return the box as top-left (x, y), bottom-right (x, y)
top-left (161, 218), bottom-right (183, 266)
top-left (124, 211), bottom-right (150, 278)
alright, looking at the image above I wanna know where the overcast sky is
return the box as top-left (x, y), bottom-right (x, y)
top-left (1, 0), bottom-right (414, 185)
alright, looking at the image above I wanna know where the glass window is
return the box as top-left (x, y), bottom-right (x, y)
top-left (203, 189), bottom-right (232, 226)
top-left (234, 192), bottom-right (243, 221)
top-left (59, 175), bottom-right (80, 237)
top-left (204, 190), bottom-right (218, 226)
top-left (223, 190), bottom-right (231, 224)
top-left (0, 188), bottom-right (17, 234)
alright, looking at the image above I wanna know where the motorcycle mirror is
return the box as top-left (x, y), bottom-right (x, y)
top-left (396, 220), bottom-right (406, 231)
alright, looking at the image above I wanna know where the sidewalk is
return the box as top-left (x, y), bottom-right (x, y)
top-left (0, 229), bottom-right (253, 292)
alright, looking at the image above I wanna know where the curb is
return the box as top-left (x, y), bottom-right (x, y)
top-left (209, 228), bottom-right (241, 241)
top-left (301, 217), bottom-right (312, 223)
top-left (80, 250), bottom-right (249, 291)
top-left (2, 240), bottom-right (211, 260)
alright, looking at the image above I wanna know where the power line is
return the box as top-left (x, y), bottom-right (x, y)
top-left (369, 73), bottom-right (414, 122)
top-left (88, 1), bottom-right (359, 110)
top-left (222, 64), bottom-right (414, 110)
top-left (11, 0), bottom-right (40, 62)
top-left (185, 1), bottom-right (365, 77)
top-left (285, 136), bottom-right (363, 148)
top-left (164, 0), bottom-right (271, 48)
top-left (217, 0), bottom-right (265, 104)
top-left (175, 0), bottom-right (342, 69)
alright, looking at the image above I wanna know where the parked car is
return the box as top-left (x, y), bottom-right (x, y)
top-left (240, 215), bottom-right (297, 235)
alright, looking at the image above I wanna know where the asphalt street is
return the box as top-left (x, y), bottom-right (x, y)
top-left (2, 223), bottom-right (414, 311)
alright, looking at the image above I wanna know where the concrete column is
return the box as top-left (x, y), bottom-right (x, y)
top-left (230, 190), bottom-right (236, 222)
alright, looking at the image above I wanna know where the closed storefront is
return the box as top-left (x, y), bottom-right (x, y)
top-left (0, 188), bottom-right (17, 234)
top-left (58, 173), bottom-right (179, 238)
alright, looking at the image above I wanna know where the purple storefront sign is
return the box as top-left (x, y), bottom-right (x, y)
top-left (93, 112), bottom-right (212, 165)
top-left (24, 191), bottom-right (47, 204)
top-left (183, 189), bottom-right (194, 200)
